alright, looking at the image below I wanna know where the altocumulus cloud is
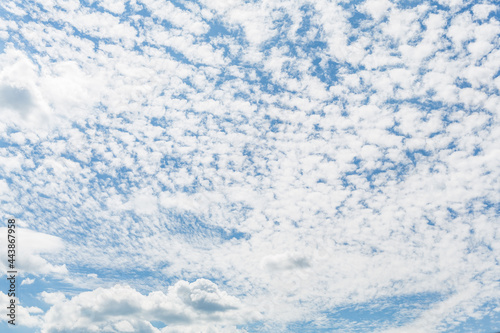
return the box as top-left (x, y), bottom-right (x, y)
top-left (0, 0), bottom-right (499, 332)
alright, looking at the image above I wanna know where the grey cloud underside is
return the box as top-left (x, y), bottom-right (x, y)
top-left (38, 280), bottom-right (255, 332)
top-left (0, 85), bottom-right (34, 114)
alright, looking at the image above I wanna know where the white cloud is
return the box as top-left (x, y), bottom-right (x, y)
top-left (472, 3), bottom-right (497, 20)
top-left (133, 190), bottom-right (159, 215)
top-left (0, 291), bottom-right (43, 327)
top-left (40, 291), bottom-right (67, 305)
top-left (0, 48), bottom-right (52, 129)
top-left (21, 277), bottom-right (35, 285)
top-left (0, 228), bottom-right (67, 276)
top-left (41, 279), bottom-right (260, 333)
top-left (142, 0), bottom-right (209, 35)
top-left (359, 0), bottom-right (392, 21)
top-left (99, 0), bottom-right (126, 14)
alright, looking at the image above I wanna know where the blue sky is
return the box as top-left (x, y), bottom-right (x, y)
top-left (0, 0), bottom-right (499, 332)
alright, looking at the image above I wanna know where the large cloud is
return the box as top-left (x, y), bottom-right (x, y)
top-left (41, 279), bottom-right (259, 333)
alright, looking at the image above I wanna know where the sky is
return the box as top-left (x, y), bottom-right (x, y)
top-left (0, 0), bottom-right (499, 332)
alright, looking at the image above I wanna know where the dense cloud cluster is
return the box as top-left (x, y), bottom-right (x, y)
top-left (0, 0), bottom-right (499, 331)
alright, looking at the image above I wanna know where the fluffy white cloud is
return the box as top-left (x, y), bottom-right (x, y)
top-left (0, 228), bottom-right (67, 276)
top-left (0, 291), bottom-right (43, 328)
top-left (41, 279), bottom-right (259, 333)
top-left (0, 48), bottom-right (52, 129)
top-left (21, 277), bottom-right (35, 285)
top-left (40, 291), bottom-right (67, 305)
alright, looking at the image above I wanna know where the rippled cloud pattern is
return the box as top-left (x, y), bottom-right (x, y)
top-left (0, 0), bottom-right (499, 332)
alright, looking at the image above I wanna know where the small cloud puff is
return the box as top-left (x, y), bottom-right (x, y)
top-left (21, 277), bottom-right (35, 285)
top-left (0, 228), bottom-right (67, 276)
top-left (0, 291), bottom-right (44, 327)
top-left (40, 291), bottom-right (67, 305)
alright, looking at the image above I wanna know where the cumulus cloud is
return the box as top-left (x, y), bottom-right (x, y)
top-left (0, 228), bottom-right (67, 276)
top-left (21, 277), bottom-right (35, 285)
top-left (0, 291), bottom-right (43, 328)
top-left (40, 291), bottom-right (67, 305)
top-left (0, 85), bottom-right (34, 115)
top-left (41, 279), bottom-right (259, 333)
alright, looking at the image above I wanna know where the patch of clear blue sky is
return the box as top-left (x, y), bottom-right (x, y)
top-left (0, 322), bottom-right (34, 333)
top-left (151, 320), bottom-right (167, 330)
top-left (449, 301), bottom-right (500, 333)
